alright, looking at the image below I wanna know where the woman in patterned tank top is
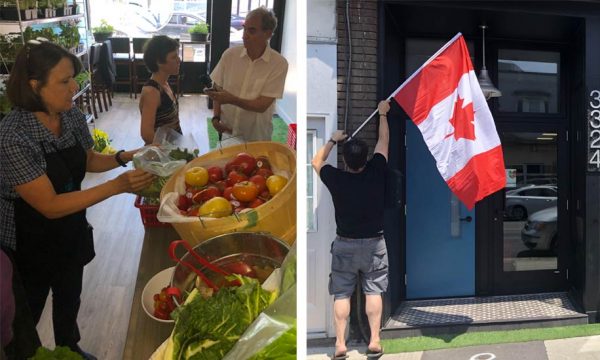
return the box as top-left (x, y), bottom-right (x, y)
top-left (139, 36), bottom-right (182, 144)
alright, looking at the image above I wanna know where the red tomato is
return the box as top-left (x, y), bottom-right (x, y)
top-left (227, 171), bottom-right (248, 187)
top-left (177, 195), bottom-right (191, 211)
top-left (256, 168), bottom-right (274, 179)
top-left (258, 190), bottom-right (271, 201)
top-left (192, 186), bottom-right (221, 204)
top-left (214, 180), bottom-right (227, 192)
top-left (255, 155), bottom-right (271, 170)
top-left (248, 198), bottom-right (265, 208)
top-left (232, 181), bottom-right (259, 202)
top-left (234, 153), bottom-right (257, 176)
top-left (249, 175), bottom-right (267, 193)
top-left (223, 187), bottom-right (235, 201)
top-left (186, 206), bottom-right (200, 217)
top-left (207, 166), bottom-right (224, 183)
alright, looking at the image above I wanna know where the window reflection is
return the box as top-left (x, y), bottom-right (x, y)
top-left (502, 132), bottom-right (558, 271)
top-left (498, 50), bottom-right (560, 113)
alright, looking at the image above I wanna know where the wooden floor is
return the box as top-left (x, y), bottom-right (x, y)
top-left (36, 93), bottom-right (212, 359)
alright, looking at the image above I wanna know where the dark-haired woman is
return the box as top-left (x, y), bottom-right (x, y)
top-left (139, 35), bottom-right (182, 144)
top-left (0, 41), bottom-right (154, 360)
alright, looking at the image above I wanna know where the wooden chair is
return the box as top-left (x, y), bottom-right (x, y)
top-left (132, 37), bottom-right (151, 99)
top-left (108, 37), bottom-right (133, 98)
top-left (89, 43), bottom-right (111, 113)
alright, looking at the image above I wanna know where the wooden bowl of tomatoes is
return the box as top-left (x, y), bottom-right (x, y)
top-left (159, 142), bottom-right (296, 245)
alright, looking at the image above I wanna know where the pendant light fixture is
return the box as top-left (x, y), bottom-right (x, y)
top-left (478, 25), bottom-right (502, 99)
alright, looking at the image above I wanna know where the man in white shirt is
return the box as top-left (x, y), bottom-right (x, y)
top-left (207, 7), bottom-right (288, 144)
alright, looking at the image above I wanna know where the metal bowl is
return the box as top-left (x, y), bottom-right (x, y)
top-left (170, 232), bottom-right (290, 305)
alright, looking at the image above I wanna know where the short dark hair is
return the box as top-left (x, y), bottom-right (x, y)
top-left (342, 139), bottom-right (369, 171)
top-left (7, 42), bottom-right (82, 113)
top-left (248, 6), bottom-right (278, 32)
top-left (143, 36), bottom-right (179, 73)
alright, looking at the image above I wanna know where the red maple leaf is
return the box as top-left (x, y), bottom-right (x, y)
top-left (448, 97), bottom-right (476, 141)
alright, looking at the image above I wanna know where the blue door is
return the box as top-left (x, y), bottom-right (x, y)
top-left (406, 121), bottom-right (475, 299)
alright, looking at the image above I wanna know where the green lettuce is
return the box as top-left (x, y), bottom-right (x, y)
top-left (169, 275), bottom-right (277, 360)
top-left (29, 346), bottom-right (83, 360)
top-left (247, 324), bottom-right (296, 360)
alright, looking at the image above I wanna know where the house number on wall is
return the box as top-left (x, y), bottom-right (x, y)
top-left (589, 90), bottom-right (600, 170)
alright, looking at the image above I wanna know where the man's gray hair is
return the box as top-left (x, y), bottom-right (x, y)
top-left (248, 6), bottom-right (278, 32)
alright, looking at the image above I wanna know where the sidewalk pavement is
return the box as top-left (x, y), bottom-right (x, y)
top-left (307, 335), bottom-right (600, 359)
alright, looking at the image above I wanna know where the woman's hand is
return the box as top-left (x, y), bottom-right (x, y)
top-left (113, 169), bottom-right (155, 194)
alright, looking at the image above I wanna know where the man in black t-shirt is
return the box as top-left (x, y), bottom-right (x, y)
top-left (312, 100), bottom-right (390, 360)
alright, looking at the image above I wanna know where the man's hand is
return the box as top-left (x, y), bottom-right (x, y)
top-left (378, 100), bottom-right (390, 115)
top-left (212, 118), bottom-right (232, 134)
top-left (206, 88), bottom-right (236, 105)
top-left (331, 130), bottom-right (348, 143)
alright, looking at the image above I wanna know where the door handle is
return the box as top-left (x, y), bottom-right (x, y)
top-left (460, 216), bottom-right (473, 222)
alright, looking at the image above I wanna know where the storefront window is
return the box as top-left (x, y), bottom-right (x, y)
top-left (501, 131), bottom-right (558, 272)
top-left (405, 39), bottom-right (474, 76)
top-left (497, 50), bottom-right (560, 114)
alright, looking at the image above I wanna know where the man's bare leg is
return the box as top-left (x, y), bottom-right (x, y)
top-left (334, 298), bottom-right (351, 356)
top-left (365, 294), bottom-right (382, 352)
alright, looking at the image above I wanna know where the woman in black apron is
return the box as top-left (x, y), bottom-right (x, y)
top-left (0, 41), bottom-right (154, 359)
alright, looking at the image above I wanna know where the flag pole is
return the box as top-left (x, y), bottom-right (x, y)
top-left (349, 32), bottom-right (463, 140)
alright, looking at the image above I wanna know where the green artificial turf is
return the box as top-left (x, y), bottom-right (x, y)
top-left (206, 115), bottom-right (289, 150)
top-left (381, 323), bottom-right (600, 354)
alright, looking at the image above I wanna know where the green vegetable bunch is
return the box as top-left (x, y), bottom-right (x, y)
top-left (30, 346), bottom-right (84, 360)
top-left (169, 147), bottom-right (199, 163)
top-left (168, 275), bottom-right (277, 360)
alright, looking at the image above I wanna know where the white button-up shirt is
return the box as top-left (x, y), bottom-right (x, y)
top-left (210, 45), bottom-right (288, 142)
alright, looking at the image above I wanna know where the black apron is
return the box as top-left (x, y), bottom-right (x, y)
top-left (14, 139), bottom-right (95, 267)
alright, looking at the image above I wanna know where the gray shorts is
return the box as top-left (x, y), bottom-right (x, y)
top-left (329, 235), bottom-right (389, 300)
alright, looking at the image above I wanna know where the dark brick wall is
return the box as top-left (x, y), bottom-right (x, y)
top-left (337, 0), bottom-right (379, 165)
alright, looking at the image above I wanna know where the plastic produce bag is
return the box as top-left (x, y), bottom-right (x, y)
top-left (132, 146), bottom-right (186, 199)
top-left (223, 243), bottom-right (297, 360)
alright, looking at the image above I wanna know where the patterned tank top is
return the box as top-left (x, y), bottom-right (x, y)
top-left (143, 79), bottom-right (182, 134)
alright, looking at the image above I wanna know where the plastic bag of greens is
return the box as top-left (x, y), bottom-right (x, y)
top-left (30, 346), bottom-right (84, 360)
top-left (223, 244), bottom-right (297, 360)
top-left (132, 146), bottom-right (186, 199)
top-left (154, 127), bottom-right (200, 162)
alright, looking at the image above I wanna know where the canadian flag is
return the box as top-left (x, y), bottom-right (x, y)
top-left (393, 33), bottom-right (506, 209)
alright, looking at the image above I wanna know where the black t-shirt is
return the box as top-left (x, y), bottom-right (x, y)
top-left (320, 153), bottom-right (387, 238)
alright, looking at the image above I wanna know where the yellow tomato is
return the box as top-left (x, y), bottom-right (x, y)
top-left (266, 175), bottom-right (288, 196)
top-left (185, 167), bottom-right (208, 187)
top-left (199, 197), bottom-right (232, 218)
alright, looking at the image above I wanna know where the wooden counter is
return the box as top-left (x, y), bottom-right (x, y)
top-left (123, 226), bottom-right (181, 360)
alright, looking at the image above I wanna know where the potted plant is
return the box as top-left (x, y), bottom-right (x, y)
top-left (2, 0), bottom-right (30, 20)
top-left (188, 22), bottom-right (209, 42)
top-left (92, 19), bottom-right (114, 43)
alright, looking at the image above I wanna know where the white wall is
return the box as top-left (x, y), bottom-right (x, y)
top-left (307, 0), bottom-right (338, 338)
top-left (307, 0), bottom-right (336, 41)
top-left (276, 0), bottom-right (297, 124)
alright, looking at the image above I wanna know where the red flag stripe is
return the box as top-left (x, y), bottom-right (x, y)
top-left (394, 36), bottom-right (473, 125)
top-left (446, 146), bottom-right (506, 210)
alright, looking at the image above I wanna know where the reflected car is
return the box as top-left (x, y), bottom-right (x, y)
top-left (231, 14), bottom-right (245, 30)
top-left (521, 206), bottom-right (557, 250)
top-left (134, 11), bottom-right (244, 44)
top-left (505, 185), bottom-right (557, 220)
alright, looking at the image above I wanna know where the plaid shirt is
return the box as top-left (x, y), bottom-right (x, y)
top-left (0, 107), bottom-right (94, 249)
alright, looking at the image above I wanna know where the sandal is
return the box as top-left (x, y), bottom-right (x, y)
top-left (366, 347), bottom-right (384, 358)
top-left (331, 351), bottom-right (349, 359)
